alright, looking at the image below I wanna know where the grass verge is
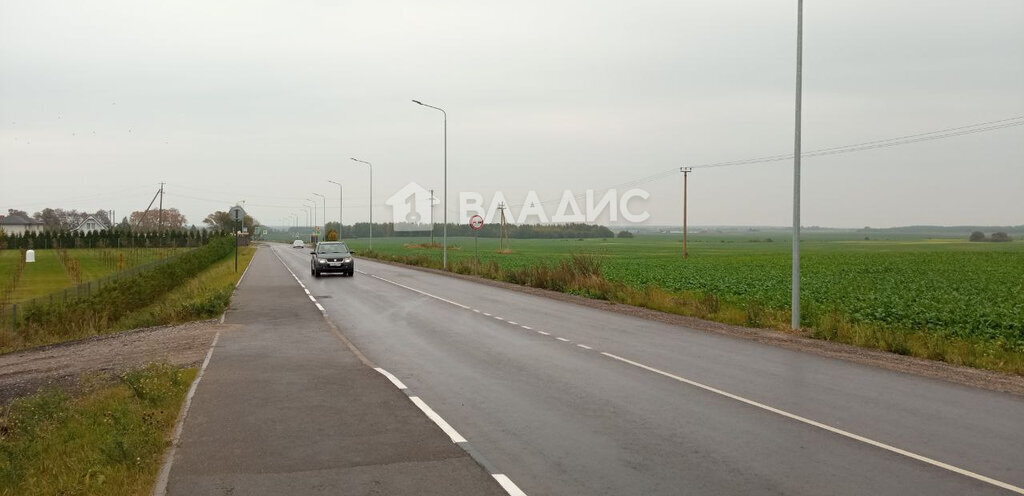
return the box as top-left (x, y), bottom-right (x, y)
top-left (1, 239), bottom-right (253, 353)
top-left (362, 249), bottom-right (1024, 376)
top-left (0, 363), bottom-right (197, 496)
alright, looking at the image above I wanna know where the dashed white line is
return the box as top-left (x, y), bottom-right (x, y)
top-left (409, 396), bottom-right (468, 443)
top-left (508, 321), bottom-right (519, 325)
top-left (374, 368), bottom-right (408, 390)
top-left (537, 331), bottom-right (550, 336)
top-left (483, 312), bottom-right (492, 317)
top-left (600, 351), bottom-right (1024, 495)
top-left (521, 326), bottom-right (532, 330)
top-left (314, 303), bottom-right (326, 313)
top-left (492, 474), bottom-right (528, 496)
top-left (473, 309), bottom-right (481, 313)
top-left (577, 344), bottom-right (593, 350)
top-left (556, 337), bottom-right (570, 342)
top-left (307, 295), bottom-right (316, 302)
top-left (494, 316), bottom-right (505, 321)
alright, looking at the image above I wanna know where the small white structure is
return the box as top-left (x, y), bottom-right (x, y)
top-left (25, 249), bottom-right (35, 263)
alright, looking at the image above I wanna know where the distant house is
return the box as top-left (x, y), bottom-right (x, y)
top-left (72, 215), bottom-right (110, 233)
top-left (0, 213), bottom-right (44, 235)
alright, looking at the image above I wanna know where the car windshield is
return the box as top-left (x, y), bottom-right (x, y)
top-left (317, 243), bottom-right (349, 254)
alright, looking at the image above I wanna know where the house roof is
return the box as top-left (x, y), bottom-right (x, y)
top-left (0, 213), bottom-right (42, 226)
top-left (74, 215), bottom-right (109, 230)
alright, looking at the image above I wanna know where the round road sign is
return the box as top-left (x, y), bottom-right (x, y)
top-left (469, 214), bottom-right (484, 230)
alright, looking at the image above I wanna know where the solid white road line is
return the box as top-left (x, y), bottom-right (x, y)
top-left (368, 273), bottom-right (472, 309)
top-left (410, 396), bottom-right (468, 443)
top-left (374, 367), bottom-right (408, 390)
top-left (492, 474), bottom-right (529, 496)
top-left (600, 352), bottom-right (1024, 495)
top-left (152, 331), bottom-right (221, 496)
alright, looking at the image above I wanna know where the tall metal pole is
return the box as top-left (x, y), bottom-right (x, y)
top-left (681, 168), bottom-right (691, 258)
top-left (313, 193), bottom-right (326, 238)
top-left (792, 0), bottom-right (804, 330)
top-left (430, 188), bottom-right (435, 245)
top-left (329, 180), bottom-right (343, 237)
top-left (350, 158), bottom-right (373, 250)
top-left (412, 100), bottom-right (448, 269)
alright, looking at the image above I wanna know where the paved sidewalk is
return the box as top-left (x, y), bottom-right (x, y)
top-left (164, 247), bottom-right (506, 495)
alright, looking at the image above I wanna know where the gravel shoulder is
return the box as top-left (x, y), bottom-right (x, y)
top-left (363, 257), bottom-right (1024, 397)
top-left (0, 320), bottom-right (229, 404)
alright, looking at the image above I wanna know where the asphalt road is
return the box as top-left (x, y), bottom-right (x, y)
top-left (274, 244), bottom-right (1024, 495)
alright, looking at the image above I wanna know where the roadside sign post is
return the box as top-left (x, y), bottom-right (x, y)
top-left (470, 214), bottom-right (484, 267)
top-left (229, 205), bottom-right (246, 273)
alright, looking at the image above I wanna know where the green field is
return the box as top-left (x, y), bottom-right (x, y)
top-left (344, 233), bottom-right (1024, 372)
top-left (0, 248), bottom-right (180, 305)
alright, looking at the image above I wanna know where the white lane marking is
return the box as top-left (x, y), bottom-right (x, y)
top-left (153, 331), bottom-right (221, 496)
top-left (600, 352), bottom-right (1024, 495)
top-left (368, 274), bottom-right (472, 309)
top-left (577, 344), bottom-right (593, 350)
top-left (556, 337), bottom-right (570, 342)
top-left (304, 289), bottom-right (310, 295)
top-left (494, 316), bottom-right (505, 321)
top-left (483, 312), bottom-right (492, 317)
top-left (315, 303), bottom-right (326, 313)
top-left (521, 326), bottom-right (532, 330)
top-left (473, 309), bottom-right (481, 313)
top-left (492, 474), bottom-right (528, 496)
top-left (537, 331), bottom-right (550, 336)
top-left (374, 368), bottom-right (408, 390)
top-left (308, 295), bottom-right (316, 302)
top-left (508, 321), bottom-right (518, 325)
top-left (409, 396), bottom-right (467, 443)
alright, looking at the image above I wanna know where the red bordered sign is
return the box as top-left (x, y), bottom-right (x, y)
top-left (469, 214), bottom-right (484, 230)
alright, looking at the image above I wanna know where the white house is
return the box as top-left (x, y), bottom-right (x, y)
top-left (72, 215), bottom-right (110, 233)
top-left (0, 213), bottom-right (44, 235)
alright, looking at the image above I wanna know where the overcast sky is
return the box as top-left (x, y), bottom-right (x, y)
top-left (1, 0), bottom-right (1022, 229)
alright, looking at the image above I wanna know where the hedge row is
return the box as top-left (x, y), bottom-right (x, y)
top-left (19, 236), bottom-right (235, 337)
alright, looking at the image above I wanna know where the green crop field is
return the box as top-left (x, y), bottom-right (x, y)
top-left (344, 232), bottom-right (1024, 371)
top-left (0, 248), bottom-right (181, 305)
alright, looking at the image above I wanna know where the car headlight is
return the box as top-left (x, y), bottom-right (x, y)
top-left (318, 258), bottom-right (328, 263)
top-left (343, 257), bottom-right (352, 263)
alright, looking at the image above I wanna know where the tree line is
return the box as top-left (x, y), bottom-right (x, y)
top-left (284, 222), bottom-right (616, 240)
top-left (0, 227), bottom-right (227, 250)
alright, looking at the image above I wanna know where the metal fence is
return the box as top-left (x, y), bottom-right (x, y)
top-left (0, 248), bottom-right (195, 332)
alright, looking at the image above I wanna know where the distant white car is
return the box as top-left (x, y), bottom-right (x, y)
top-left (292, 239), bottom-right (305, 248)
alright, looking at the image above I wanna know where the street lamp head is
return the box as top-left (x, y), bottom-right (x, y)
top-left (412, 99), bottom-right (422, 105)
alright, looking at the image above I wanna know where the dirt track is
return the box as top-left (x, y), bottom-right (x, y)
top-left (0, 320), bottom-right (228, 404)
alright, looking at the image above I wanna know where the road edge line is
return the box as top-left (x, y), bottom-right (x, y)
top-left (600, 351), bottom-right (1024, 495)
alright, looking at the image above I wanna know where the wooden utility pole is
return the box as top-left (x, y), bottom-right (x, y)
top-left (158, 182), bottom-right (165, 232)
top-left (681, 168), bottom-right (692, 258)
top-left (497, 202), bottom-right (511, 252)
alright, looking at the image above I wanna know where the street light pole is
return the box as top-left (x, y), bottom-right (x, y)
top-left (313, 192), bottom-right (327, 238)
top-left (792, 0), bottom-right (804, 330)
top-left (412, 99), bottom-right (448, 269)
top-left (305, 198), bottom-right (318, 231)
top-left (681, 167), bottom-right (692, 258)
top-left (349, 158), bottom-right (373, 250)
top-left (328, 180), bottom-right (343, 237)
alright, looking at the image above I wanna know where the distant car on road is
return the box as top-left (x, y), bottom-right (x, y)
top-left (311, 241), bottom-right (355, 277)
top-left (292, 239), bottom-right (305, 248)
